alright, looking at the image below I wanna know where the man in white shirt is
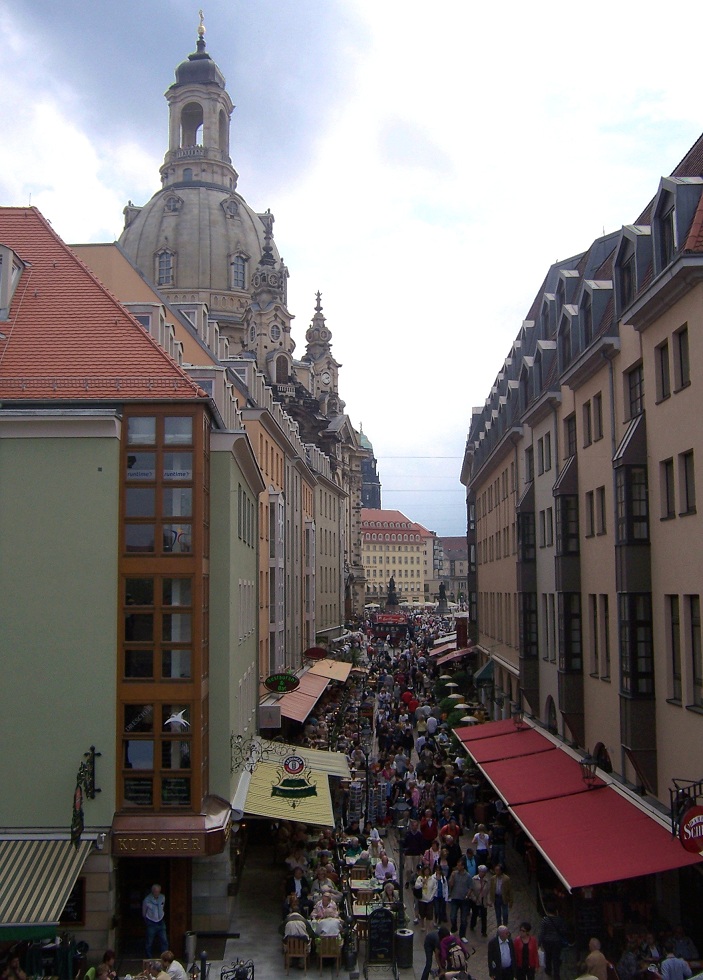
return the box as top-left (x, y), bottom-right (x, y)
top-left (160, 952), bottom-right (187, 980)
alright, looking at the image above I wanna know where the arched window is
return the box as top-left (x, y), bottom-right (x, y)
top-left (231, 255), bottom-right (246, 289)
top-left (275, 355), bottom-right (288, 384)
top-left (156, 250), bottom-right (174, 287)
top-left (218, 108), bottom-right (228, 154)
top-left (181, 101), bottom-right (203, 147)
top-left (183, 168), bottom-right (193, 182)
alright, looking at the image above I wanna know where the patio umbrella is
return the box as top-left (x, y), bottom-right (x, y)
top-left (439, 674), bottom-right (452, 680)
top-left (460, 715), bottom-right (479, 724)
top-left (446, 681), bottom-right (459, 689)
top-left (454, 703), bottom-right (469, 710)
top-left (448, 693), bottom-right (463, 700)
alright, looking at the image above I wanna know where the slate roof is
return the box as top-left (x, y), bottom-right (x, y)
top-left (0, 207), bottom-right (207, 403)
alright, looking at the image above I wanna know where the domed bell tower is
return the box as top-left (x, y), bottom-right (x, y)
top-left (160, 16), bottom-right (238, 193)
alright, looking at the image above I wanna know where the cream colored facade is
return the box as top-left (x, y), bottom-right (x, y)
top-left (361, 508), bottom-right (430, 604)
top-left (461, 141), bottom-right (703, 816)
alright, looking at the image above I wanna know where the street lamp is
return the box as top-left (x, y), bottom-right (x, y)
top-left (579, 750), bottom-right (599, 788)
top-left (511, 702), bottom-right (527, 731)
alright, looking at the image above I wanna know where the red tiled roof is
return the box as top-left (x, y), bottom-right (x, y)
top-left (683, 193), bottom-right (703, 253)
top-left (0, 208), bottom-right (207, 402)
top-left (361, 508), bottom-right (433, 535)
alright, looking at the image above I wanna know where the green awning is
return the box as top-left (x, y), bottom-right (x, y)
top-left (0, 838), bottom-right (92, 939)
top-left (473, 660), bottom-right (495, 685)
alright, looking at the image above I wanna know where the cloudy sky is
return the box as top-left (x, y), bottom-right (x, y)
top-left (2, 1), bottom-right (702, 535)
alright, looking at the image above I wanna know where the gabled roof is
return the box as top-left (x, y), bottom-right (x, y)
top-left (0, 208), bottom-right (207, 403)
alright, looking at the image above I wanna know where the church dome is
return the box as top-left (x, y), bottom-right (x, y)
top-left (118, 36), bottom-right (283, 330)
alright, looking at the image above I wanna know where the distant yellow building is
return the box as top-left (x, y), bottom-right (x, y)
top-left (361, 508), bottom-right (434, 605)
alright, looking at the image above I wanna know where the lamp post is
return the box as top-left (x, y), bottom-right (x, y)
top-left (579, 750), bottom-right (599, 788)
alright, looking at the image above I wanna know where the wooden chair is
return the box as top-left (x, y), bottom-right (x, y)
top-left (284, 936), bottom-right (310, 975)
top-left (355, 888), bottom-right (375, 904)
top-left (350, 866), bottom-right (367, 881)
top-left (317, 936), bottom-right (342, 974)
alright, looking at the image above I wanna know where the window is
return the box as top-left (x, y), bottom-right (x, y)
top-left (619, 593), bottom-right (654, 696)
top-left (583, 401), bottom-right (592, 447)
top-left (627, 363), bottom-right (644, 418)
top-left (525, 447), bottom-right (534, 483)
top-left (558, 592), bottom-right (582, 671)
top-left (156, 250), bottom-right (174, 287)
top-left (559, 322), bottom-right (572, 369)
top-left (667, 594), bottom-right (682, 701)
top-left (537, 438), bottom-right (544, 476)
top-left (674, 325), bottom-right (690, 389)
top-left (620, 250), bottom-right (636, 309)
top-left (596, 486), bottom-right (606, 534)
top-left (564, 414), bottom-right (577, 458)
top-left (601, 594), bottom-right (611, 679)
top-left (689, 595), bottom-right (702, 707)
top-left (660, 200), bottom-right (676, 268)
top-left (585, 491), bottom-right (595, 537)
top-left (581, 291), bottom-right (593, 347)
top-left (517, 512), bottom-right (535, 561)
top-left (589, 594), bottom-right (599, 675)
top-left (656, 341), bottom-right (671, 401)
top-left (679, 451), bottom-right (696, 514)
top-left (556, 495), bottom-right (579, 555)
top-left (542, 507), bottom-right (553, 547)
top-left (593, 392), bottom-right (603, 441)
top-left (539, 510), bottom-right (546, 548)
top-left (231, 255), bottom-right (246, 289)
top-left (616, 466), bottom-right (649, 543)
top-left (661, 458), bottom-right (675, 519)
top-left (544, 432), bottom-right (552, 472)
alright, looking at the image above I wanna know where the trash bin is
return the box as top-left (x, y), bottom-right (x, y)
top-left (395, 929), bottom-right (413, 969)
top-left (184, 932), bottom-right (197, 967)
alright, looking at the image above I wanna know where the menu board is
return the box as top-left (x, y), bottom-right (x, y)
top-left (367, 907), bottom-right (394, 963)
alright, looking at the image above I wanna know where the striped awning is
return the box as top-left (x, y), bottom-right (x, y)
top-left (0, 838), bottom-right (92, 938)
top-left (279, 674), bottom-right (330, 723)
top-left (241, 758), bottom-right (334, 826)
top-left (307, 660), bottom-right (352, 683)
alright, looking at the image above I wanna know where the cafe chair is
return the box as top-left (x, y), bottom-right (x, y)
top-left (355, 888), bottom-right (375, 904)
top-left (284, 936), bottom-right (310, 975)
top-left (349, 867), bottom-right (367, 881)
top-left (317, 936), bottom-right (342, 975)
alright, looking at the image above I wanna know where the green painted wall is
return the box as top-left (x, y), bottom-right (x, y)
top-left (209, 447), bottom-right (259, 803)
top-left (0, 435), bottom-right (119, 828)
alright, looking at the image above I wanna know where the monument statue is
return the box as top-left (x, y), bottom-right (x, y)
top-left (438, 581), bottom-right (448, 614)
top-left (385, 575), bottom-right (399, 608)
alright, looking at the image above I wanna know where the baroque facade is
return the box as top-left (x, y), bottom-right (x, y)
top-left (116, 29), bottom-right (368, 669)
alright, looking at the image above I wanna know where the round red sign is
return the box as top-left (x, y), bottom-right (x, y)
top-left (303, 646), bottom-right (328, 661)
top-left (679, 804), bottom-right (703, 852)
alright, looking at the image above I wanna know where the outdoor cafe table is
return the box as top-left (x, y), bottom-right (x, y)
top-left (349, 879), bottom-right (382, 892)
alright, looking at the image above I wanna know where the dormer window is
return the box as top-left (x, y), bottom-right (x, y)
top-left (660, 197), bottom-right (676, 268)
top-left (558, 319), bottom-right (571, 370)
top-left (620, 249), bottom-right (636, 309)
top-left (581, 291), bottom-right (593, 347)
top-left (0, 245), bottom-right (25, 320)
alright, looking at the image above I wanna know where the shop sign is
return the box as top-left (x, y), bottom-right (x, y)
top-left (679, 805), bottom-right (703, 852)
top-left (303, 646), bottom-right (328, 661)
top-left (375, 614), bottom-right (407, 624)
top-left (264, 672), bottom-right (300, 694)
top-left (114, 834), bottom-right (204, 855)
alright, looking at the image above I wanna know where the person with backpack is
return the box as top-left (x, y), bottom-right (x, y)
top-left (440, 931), bottom-right (471, 979)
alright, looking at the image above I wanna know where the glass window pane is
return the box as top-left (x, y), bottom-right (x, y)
top-left (161, 777), bottom-right (190, 806)
top-left (163, 579), bottom-right (192, 606)
top-left (163, 452), bottom-right (192, 481)
top-left (164, 417), bottom-right (193, 445)
top-left (126, 452), bottom-right (156, 480)
top-left (162, 649), bottom-right (192, 679)
top-left (125, 525), bottom-right (155, 554)
top-left (124, 649), bottom-right (154, 678)
top-left (126, 579), bottom-right (154, 606)
top-left (125, 488), bottom-right (155, 517)
top-left (124, 704), bottom-right (154, 733)
top-left (163, 487), bottom-right (192, 517)
top-left (162, 740), bottom-right (191, 769)
top-left (162, 703), bottom-right (190, 730)
top-left (162, 524), bottom-right (192, 553)
top-left (123, 777), bottom-right (153, 806)
top-left (127, 417), bottom-right (156, 445)
top-left (124, 612), bottom-right (153, 642)
top-left (124, 739), bottom-right (154, 769)
top-left (163, 614), bottom-right (192, 642)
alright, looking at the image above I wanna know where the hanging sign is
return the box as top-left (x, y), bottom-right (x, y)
top-left (264, 672), bottom-right (300, 694)
top-left (679, 805), bottom-right (703, 852)
top-left (303, 646), bottom-right (328, 661)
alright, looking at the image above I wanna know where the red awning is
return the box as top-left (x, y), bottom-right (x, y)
top-left (429, 641), bottom-right (456, 658)
top-left (279, 674), bottom-right (330, 723)
top-left (437, 647), bottom-right (475, 666)
top-left (455, 718), bottom-right (703, 890)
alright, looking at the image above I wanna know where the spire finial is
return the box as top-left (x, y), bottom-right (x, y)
top-left (315, 291), bottom-right (323, 313)
top-left (198, 9), bottom-right (206, 37)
